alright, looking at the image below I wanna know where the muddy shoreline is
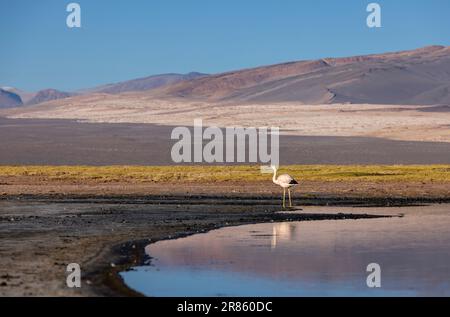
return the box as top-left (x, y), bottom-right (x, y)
top-left (2, 193), bottom-right (448, 297)
top-left (101, 212), bottom-right (396, 297)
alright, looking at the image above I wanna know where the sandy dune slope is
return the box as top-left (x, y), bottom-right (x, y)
top-left (155, 46), bottom-right (450, 105)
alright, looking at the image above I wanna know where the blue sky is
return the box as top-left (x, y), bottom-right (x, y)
top-left (1, 0), bottom-right (450, 92)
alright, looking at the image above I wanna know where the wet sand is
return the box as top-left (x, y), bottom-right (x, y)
top-left (1, 118), bottom-right (450, 165)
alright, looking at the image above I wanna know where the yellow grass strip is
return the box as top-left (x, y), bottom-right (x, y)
top-left (0, 165), bottom-right (449, 183)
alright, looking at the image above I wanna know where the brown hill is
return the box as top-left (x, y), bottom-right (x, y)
top-left (27, 89), bottom-right (73, 105)
top-left (82, 72), bottom-right (207, 94)
top-left (156, 45), bottom-right (450, 105)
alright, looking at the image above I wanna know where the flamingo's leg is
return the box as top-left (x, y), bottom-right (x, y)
top-left (288, 188), bottom-right (292, 207)
top-left (282, 188), bottom-right (286, 208)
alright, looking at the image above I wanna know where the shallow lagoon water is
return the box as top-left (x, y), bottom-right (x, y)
top-left (121, 205), bottom-right (450, 297)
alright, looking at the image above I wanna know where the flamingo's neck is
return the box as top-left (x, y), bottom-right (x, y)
top-left (272, 168), bottom-right (278, 184)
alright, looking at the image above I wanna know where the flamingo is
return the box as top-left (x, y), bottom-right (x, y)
top-left (271, 165), bottom-right (298, 208)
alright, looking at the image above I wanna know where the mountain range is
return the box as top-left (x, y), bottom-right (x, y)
top-left (0, 87), bottom-right (73, 109)
top-left (2, 45), bottom-right (450, 108)
top-left (155, 45), bottom-right (450, 105)
top-left (0, 72), bottom-right (206, 109)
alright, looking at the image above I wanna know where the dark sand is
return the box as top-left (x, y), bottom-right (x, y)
top-left (1, 118), bottom-right (449, 165)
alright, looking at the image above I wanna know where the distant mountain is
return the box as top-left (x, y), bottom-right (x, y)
top-left (1, 87), bottom-right (36, 104)
top-left (0, 88), bottom-right (23, 108)
top-left (0, 87), bottom-right (72, 108)
top-left (83, 72), bottom-right (207, 94)
top-left (155, 45), bottom-right (450, 105)
top-left (27, 89), bottom-right (73, 105)
top-left (0, 73), bottom-right (206, 108)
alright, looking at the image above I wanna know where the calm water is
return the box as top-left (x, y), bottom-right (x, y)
top-left (121, 205), bottom-right (450, 297)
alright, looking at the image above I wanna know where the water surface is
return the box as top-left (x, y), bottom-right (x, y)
top-left (121, 205), bottom-right (450, 297)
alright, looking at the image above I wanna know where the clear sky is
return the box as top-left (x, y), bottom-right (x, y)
top-left (1, 0), bottom-right (450, 92)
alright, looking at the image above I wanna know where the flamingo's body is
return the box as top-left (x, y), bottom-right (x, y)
top-left (272, 166), bottom-right (298, 208)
